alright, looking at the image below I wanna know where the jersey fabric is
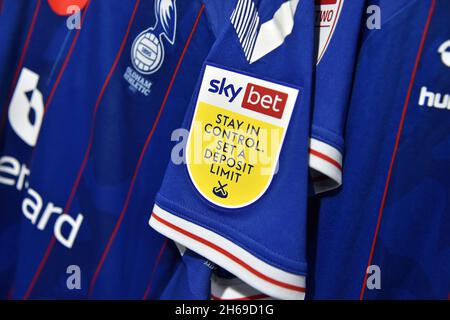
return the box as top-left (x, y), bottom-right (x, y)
top-left (0, 0), bottom-right (42, 298)
top-left (158, 245), bottom-right (216, 299)
top-left (308, 0), bottom-right (450, 299)
top-left (0, 0), bottom-right (88, 297)
top-left (149, 0), bottom-right (315, 300)
top-left (309, 0), bottom-right (365, 195)
top-left (3, 0), bottom-right (448, 301)
top-left (0, 0), bottom-right (234, 299)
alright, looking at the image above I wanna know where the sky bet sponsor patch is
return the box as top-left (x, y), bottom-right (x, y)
top-left (186, 64), bottom-right (300, 208)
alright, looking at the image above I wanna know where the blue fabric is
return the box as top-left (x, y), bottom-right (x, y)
top-left (0, 0), bottom-right (228, 299)
top-left (309, 0), bottom-right (450, 299)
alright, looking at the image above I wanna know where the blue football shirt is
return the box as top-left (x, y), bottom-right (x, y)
top-left (309, 0), bottom-right (450, 299)
top-left (0, 0), bottom-right (234, 299)
top-left (150, 0), bottom-right (316, 300)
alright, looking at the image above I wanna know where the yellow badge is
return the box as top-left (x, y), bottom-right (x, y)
top-left (186, 65), bottom-right (300, 208)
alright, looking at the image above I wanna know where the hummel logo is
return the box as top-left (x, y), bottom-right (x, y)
top-left (230, 0), bottom-right (300, 64)
top-left (438, 40), bottom-right (450, 67)
top-left (418, 86), bottom-right (450, 110)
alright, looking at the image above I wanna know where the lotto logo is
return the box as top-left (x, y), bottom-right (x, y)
top-left (242, 83), bottom-right (288, 119)
top-left (8, 68), bottom-right (44, 147)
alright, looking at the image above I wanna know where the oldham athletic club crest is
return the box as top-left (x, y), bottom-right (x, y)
top-left (124, 0), bottom-right (177, 96)
top-left (132, 0), bottom-right (176, 74)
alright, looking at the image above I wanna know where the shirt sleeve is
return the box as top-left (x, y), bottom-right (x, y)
top-left (149, 0), bottom-right (315, 300)
top-left (309, 0), bottom-right (366, 194)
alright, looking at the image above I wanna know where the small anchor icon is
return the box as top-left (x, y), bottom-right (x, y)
top-left (213, 181), bottom-right (229, 198)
